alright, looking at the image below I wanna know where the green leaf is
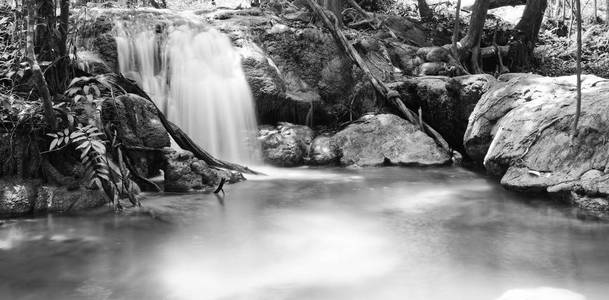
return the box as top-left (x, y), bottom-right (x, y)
top-left (49, 139), bottom-right (58, 150)
top-left (72, 136), bottom-right (86, 143)
top-left (69, 77), bottom-right (83, 87)
top-left (81, 144), bottom-right (92, 159)
top-left (66, 87), bottom-right (80, 97)
top-left (76, 141), bottom-right (90, 150)
top-left (74, 95), bottom-right (84, 103)
top-left (83, 85), bottom-right (90, 95)
top-left (46, 133), bottom-right (58, 138)
top-left (91, 142), bottom-right (105, 154)
top-left (70, 131), bottom-right (84, 139)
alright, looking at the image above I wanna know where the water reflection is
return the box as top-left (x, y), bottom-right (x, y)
top-left (0, 167), bottom-right (608, 300)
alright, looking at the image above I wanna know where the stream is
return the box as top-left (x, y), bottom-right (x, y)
top-left (1, 167), bottom-right (608, 300)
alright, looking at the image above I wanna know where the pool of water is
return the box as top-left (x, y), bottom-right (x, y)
top-left (1, 167), bottom-right (608, 300)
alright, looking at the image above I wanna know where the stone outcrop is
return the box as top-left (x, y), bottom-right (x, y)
top-left (332, 114), bottom-right (451, 166)
top-left (464, 74), bottom-right (609, 213)
top-left (0, 179), bottom-right (107, 217)
top-left (101, 94), bottom-right (170, 177)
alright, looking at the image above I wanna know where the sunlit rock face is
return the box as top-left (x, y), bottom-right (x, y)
top-left (307, 135), bottom-right (339, 165)
top-left (464, 74), bottom-right (609, 214)
top-left (495, 287), bottom-right (586, 300)
top-left (332, 114), bottom-right (451, 167)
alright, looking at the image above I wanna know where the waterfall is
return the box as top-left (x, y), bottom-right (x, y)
top-left (115, 22), bottom-right (259, 165)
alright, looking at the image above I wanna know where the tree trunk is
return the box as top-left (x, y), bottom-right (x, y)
top-left (417, 0), bottom-right (434, 20)
top-left (460, 0), bottom-right (490, 73)
top-left (451, 0), bottom-right (462, 60)
top-left (304, 0), bottom-right (451, 154)
top-left (26, 0), bottom-right (57, 131)
top-left (318, 0), bottom-right (344, 24)
top-left (507, 0), bottom-right (548, 72)
top-left (572, 0), bottom-right (582, 135)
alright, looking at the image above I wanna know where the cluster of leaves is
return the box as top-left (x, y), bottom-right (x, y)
top-left (536, 23), bottom-right (609, 78)
top-left (47, 124), bottom-right (110, 186)
top-left (0, 7), bottom-right (26, 88)
top-left (65, 76), bottom-right (103, 104)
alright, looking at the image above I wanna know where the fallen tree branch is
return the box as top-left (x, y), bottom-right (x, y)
top-left (304, 0), bottom-right (450, 153)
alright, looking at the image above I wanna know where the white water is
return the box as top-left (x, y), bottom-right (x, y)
top-left (115, 22), bottom-right (259, 164)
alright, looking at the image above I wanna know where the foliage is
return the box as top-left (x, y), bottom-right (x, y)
top-left (47, 124), bottom-right (109, 186)
top-left (536, 24), bottom-right (609, 77)
top-left (65, 76), bottom-right (103, 106)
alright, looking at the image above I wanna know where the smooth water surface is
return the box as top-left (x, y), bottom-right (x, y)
top-left (1, 167), bottom-right (608, 300)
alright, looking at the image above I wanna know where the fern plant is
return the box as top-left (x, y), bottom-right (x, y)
top-left (47, 124), bottom-right (115, 200)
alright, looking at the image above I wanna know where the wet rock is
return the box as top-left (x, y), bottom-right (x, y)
top-left (0, 179), bottom-right (107, 217)
top-left (240, 45), bottom-right (312, 125)
top-left (258, 123), bottom-right (315, 167)
top-left (307, 135), bottom-right (339, 165)
top-left (0, 180), bottom-right (38, 216)
top-left (332, 114), bottom-right (451, 166)
top-left (161, 148), bottom-right (237, 192)
top-left (464, 74), bottom-right (609, 212)
top-left (162, 149), bottom-right (205, 192)
top-left (101, 94), bottom-right (170, 177)
top-left (34, 186), bottom-right (107, 213)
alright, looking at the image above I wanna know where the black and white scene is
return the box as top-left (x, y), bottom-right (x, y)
top-left (0, 0), bottom-right (608, 299)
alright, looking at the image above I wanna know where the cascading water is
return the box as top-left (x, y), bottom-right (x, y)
top-left (115, 21), bottom-right (259, 165)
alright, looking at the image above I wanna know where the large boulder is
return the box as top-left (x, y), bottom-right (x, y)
top-left (394, 74), bottom-right (496, 154)
top-left (332, 114), bottom-right (451, 166)
top-left (464, 74), bottom-right (609, 213)
top-left (101, 94), bottom-right (170, 178)
top-left (258, 123), bottom-right (315, 167)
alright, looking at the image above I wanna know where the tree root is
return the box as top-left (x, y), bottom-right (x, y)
top-left (305, 0), bottom-right (451, 154)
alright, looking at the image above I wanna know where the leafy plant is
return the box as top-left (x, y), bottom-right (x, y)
top-left (64, 76), bottom-right (104, 108)
top-left (46, 123), bottom-right (140, 208)
top-left (47, 124), bottom-right (108, 184)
